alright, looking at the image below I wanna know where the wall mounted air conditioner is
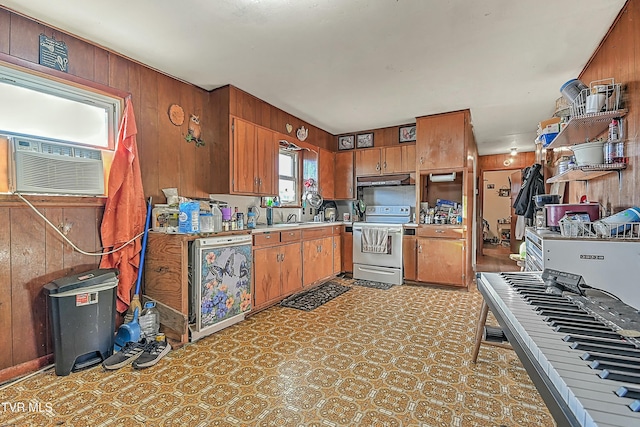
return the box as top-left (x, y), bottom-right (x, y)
top-left (10, 137), bottom-right (105, 196)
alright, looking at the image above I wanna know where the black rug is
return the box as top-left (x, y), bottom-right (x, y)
top-left (352, 279), bottom-right (395, 290)
top-left (280, 281), bottom-right (351, 311)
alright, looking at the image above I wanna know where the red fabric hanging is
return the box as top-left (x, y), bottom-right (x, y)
top-left (99, 98), bottom-right (146, 313)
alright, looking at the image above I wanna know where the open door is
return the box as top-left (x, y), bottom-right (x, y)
top-left (510, 170), bottom-right (523, 254)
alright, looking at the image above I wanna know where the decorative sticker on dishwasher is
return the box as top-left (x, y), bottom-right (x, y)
top-left (199, 244), bottom-right (253, 328)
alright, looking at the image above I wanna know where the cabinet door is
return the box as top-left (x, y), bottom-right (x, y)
top-left (319, 148), bottom-right (335, 200)
top-left (256, 126), bottom-right (278, 195)
top-left (333, 234), bottom-right (342, 275)
top-left (334, 151), bottom-right (354, 199)
top-left (401, 144), bottom-right (416, 173)
top-left (232, 117), bottom-right (257, 193)
top-left (402, 235), bottom-right (417, 281)
top-left (320, 236), bottom-right (334, 280)
top-left (416, 112), bottom-right (465, 171)
top-left (341, 231), bottom-right (353, 273)
top-left (355, 148), bottom-right (382, 176)
top-left (382, 146), bottom-right (403, 174)
top-left (280, 242), bottom-right (303, 296)
top-left (303, 238), bottom-right (323, 286)
top-left (253, 246), bottom-right (282, 308)
top-left (416, 237), bottom-right (465, 286)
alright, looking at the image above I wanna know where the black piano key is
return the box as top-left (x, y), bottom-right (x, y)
top-left (563, 334), bottom-right (637, 348)
top-left (581, 352), bottom-right (640, 366)
top-left (540, 310), bottom-right (596, 319)
top-left (555, 326), bottom-right (623, 339)
top-left (535, 304), bottom-right (583, 312)
top-left (571, 342), bottom-right (640, 358)
top-left (630, 400), bottom-right (640, 412)
top-left (549, 319), bottom-right (611, 330)
top-left (599, 369), bottom-right (640, 384)
top-left (616, 386), bottom-right (640, 399)
top-left (589, 360), bottom-right (640, 374)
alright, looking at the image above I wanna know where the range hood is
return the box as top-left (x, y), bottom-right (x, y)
top-left (356, 174), bottom-right (413, 187)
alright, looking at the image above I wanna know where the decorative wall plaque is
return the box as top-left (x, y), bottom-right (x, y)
top-left (39, 34), bottom-right (68, 72)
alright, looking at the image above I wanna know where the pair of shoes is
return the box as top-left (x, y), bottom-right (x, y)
top-left (132, 339), bottom-right (171, 369)
top-left (102, 340), bottom-right (146, 370)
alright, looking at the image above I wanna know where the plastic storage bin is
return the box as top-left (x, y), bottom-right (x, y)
top-left (44, 268), bottom-right (119, 376)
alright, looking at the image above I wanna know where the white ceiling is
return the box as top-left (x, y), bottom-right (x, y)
top-left (3, 0), bottom-right (626, 155)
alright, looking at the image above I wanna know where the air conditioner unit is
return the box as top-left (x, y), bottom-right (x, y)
top-left (10, 137), bottom-right (105, 196)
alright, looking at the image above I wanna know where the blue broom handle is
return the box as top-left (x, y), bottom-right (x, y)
top-left (135, 196), bottom-right (153, 295)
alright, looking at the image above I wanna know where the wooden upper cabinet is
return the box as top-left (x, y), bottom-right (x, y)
top-left (231, 115), bottom-right (277, 196)
top-left (256, 126), bottom-right (278, 195)
top-left (318, 148), bottom-right (335, 200)
top-left (232, 116), bottom-right (257, 194)
top-left (416, 111), bottom-right (467, 171)
top-left (356, 146), bottom-right (415, 177)
top-left (334, 151), bottom-right (354, 200)
top-left (355, 148), bottom-right (381, 176)
top-left (384, 145), bottom-right (416, 174)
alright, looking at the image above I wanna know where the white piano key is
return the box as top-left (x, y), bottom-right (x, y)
top-left (478, 272), bottom-right (640, 427)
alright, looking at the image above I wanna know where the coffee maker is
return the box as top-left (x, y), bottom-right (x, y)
top-left (533, 194), bottom-right (560, 229)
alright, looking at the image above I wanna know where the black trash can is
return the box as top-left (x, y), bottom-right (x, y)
top-left (44, 268), bottom-right (119, 376)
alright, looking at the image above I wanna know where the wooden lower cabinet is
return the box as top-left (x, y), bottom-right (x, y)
top-left (416, 237), bottom-right (465, 286)
top-left (253, 240), bottom-right (302, 311)
top-left (402, 235), bottom-right (417, 281)
top-left (333, 234), bottom-right (342, 275)
top-left (341, 229), bottom-right (353, 273)
top-left (302, 236), bottom-right (333, 287)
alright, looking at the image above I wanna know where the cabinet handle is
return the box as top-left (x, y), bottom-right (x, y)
top-left (265, 234), bottom-right (271, 238)
top-left (281, 253), bottom-right (285, 261)
top-left (419, 157), bottom-right (424, 164)
top-left (155, 266), bottom-right (169, 273)
top-left (418, 245), bottom-right (422, 253)
top-left (258, 177), bottom-right (263, 187)
top-left (435, 229), bottom-right (444, 233)
top-left (376, 162), bottom-right (380, 171)
top-left (383, 161), bottom-right (387, 170)
top-left (276, 253), bottom-right (280, 262)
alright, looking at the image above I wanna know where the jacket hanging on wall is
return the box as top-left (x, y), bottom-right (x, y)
top-left (513, 163), bottom-right (545, 220)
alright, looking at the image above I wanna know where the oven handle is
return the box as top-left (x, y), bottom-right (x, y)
top-left (353, 227), bottom-right (402, 234)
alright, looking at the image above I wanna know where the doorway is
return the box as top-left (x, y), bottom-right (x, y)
top-left (482, 170), bottom-right (514, 256)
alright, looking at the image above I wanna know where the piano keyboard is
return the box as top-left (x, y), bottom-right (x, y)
top-left (477, 271), bottom-right (640, 427)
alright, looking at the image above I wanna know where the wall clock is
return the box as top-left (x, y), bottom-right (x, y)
top-left (168, 104), bottom-right (185, 126)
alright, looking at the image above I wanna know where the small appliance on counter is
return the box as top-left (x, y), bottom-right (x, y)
top-left (320, 200), bottom-right (338, 222)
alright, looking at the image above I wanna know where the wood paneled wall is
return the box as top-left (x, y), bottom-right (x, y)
top-left (564, 1), bottom-right (639, 210)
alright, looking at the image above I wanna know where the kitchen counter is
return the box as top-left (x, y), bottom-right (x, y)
top-left (251, 221), bottom-right (348, 234)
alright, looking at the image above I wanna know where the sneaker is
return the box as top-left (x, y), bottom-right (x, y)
top-left (102, 340), bottom-right (146, 370)
top-left (132, 340), bottom-right (171, 369)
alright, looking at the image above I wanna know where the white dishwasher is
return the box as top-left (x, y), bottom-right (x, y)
top-left (188, 234), bottom-right (253, 342)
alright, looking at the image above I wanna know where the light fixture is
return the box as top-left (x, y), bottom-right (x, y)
top-left (503, 158), bottom-right (514, 166)
top-left (510, 147), bottom-right (518, 156)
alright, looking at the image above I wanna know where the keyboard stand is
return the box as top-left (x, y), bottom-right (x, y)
top-left (472, 299), bottom-right (512, 363)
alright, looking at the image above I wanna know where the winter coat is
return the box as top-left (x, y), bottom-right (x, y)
top-left (513, 163), bottom-right (546, 220)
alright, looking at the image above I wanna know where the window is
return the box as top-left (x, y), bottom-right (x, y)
top-left (278, 149), bottom-right (299, 205)
top-left (0, 63), bottom-right (121, 149)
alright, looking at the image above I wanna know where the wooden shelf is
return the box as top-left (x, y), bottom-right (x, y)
top-left (546, 163), bottom-right (627, 183)
top-left (545, 110), bottom-right (627, 148)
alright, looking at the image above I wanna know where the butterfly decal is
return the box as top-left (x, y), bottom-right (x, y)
top-left (239, 260), bottom-right (249, 279)
top-left (209, 253), bottom-right (235, 280)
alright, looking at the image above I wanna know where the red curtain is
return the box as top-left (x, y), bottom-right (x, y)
top-left (99, 98), bottom-right (146, 313)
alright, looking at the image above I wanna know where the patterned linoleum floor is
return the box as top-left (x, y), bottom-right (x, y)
top-left (0, 279), bottom-right (555, 427)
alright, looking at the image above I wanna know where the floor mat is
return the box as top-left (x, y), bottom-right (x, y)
top-left (352, 279), bottom-right (395, 290)
top-left (280, 281), bottom-right (351, 311)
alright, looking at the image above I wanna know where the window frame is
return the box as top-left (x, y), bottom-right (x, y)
top-left (278, 149), bottom-right (300, 207)
top-left (0, 58), bottom-right (126, 151)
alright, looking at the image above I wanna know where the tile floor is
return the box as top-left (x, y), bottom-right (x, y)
top-left (0, 278), bottom-right (555, 426)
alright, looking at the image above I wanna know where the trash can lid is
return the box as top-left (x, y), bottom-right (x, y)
top-left (44, 268), bottom-right (119, 295)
